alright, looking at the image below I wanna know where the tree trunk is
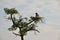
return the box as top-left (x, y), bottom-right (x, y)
top-left (21, 35), bottom-right (24, 40)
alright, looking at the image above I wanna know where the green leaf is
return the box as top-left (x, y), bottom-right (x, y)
top-left (8, 24), bottom-right (17, 31)
top-left (4, 8), bottom-right (18, 15)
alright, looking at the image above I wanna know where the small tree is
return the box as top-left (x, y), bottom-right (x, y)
top-left (4, 8), bottom-right (43, 40)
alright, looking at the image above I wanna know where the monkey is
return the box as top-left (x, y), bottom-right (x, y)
top-left (35, 13), bottom-right (40, 19)
top-left (35, 13), bottom-right (39, 17)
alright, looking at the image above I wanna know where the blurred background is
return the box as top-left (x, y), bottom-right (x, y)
top-left (0, 0), bottom-right (60, 40)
